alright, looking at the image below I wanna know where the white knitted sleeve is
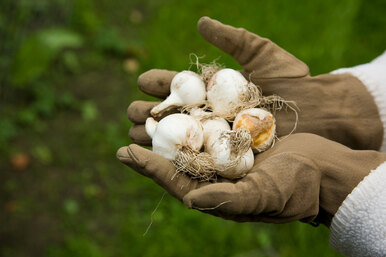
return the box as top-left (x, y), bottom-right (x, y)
top-left (329, 162), bottom-right (386, 257)
top-left (331, 51), bottom-right (386, 152)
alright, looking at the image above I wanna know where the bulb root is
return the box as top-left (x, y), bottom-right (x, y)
top-left (189, 53), bottom-right (223, 84)
top-left (173, 146), bottom-right (217, 182)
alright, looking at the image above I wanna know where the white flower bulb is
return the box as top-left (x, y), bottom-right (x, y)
top-left (145, 114), bottom-right (204, 161)
top-left (205, 130), bottom-right (254, 179)
top-left (218, 148), bottom-right (254, 179)
top-left (207, 68), bottom-right (249, 119)
top-left (151, 71), bottom-right (206, 117)
top-left (233, 108), bottom-right (276, 152)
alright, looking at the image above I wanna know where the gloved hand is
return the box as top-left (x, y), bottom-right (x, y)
top-left (128, 17), bottom-right (383, 150)
top-left (117, 133), bottom-right (386, 226)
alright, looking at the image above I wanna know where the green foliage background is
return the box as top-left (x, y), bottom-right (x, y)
top-left (0, 0), bottom-right (385, 256)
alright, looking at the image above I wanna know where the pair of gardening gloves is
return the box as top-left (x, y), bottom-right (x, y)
top-left (117, 17), bottom-right (386, 227)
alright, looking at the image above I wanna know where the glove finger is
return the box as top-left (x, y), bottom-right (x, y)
top-left (128, 100), bottom-right (160, 124)
top-left (117, 144), bottom-right (209, 200)
top-left (197, 16), bottom-right (309, 78)
top-left (129, 125), bottom-right (152, 146)
top-left (138, 69), bottom-right (178, 98)
top-left (183, 181), bottom-right (254, 215)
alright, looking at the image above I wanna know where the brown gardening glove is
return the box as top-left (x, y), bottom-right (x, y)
top-left (128, 17), bottom-right (383, 150)
top-left (117, 133), bottom-right (386, 227)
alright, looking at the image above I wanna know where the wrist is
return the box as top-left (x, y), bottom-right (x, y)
top-left (312, 145), bottom-right (386, 227)
top-left (329, 161), bottom-right (386, 256)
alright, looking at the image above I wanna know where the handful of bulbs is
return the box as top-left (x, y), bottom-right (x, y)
top-left (145, 62), bottom-right (296, 181)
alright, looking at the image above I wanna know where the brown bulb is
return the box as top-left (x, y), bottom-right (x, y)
top-left (233, 108), bottom-right (276, 152)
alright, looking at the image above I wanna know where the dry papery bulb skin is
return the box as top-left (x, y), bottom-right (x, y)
top-left (188, 107), bottom-right (214, 121)
top-left (206, 68), bottom-right (250, 120)
top-left (233, 108), bottom-right (276, 153)
top-left (150, 71), bottom-right (206, 117)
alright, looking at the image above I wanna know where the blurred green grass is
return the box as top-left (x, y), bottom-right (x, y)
top-left (0, 0), bottom-right (385, 256)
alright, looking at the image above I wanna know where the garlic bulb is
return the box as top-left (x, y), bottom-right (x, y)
top-left (207, 68), bottom-right (249, 119)
top-left (233, 108), bottom-right (276, 153)
top-left (146, 113), bottom-right (217, 181)
top-left (205, 129), bottom-right (254, 179)
top-left (145, 114), bottom-right (204, 161)
top-left (151, 71), bottom-right (206, 117)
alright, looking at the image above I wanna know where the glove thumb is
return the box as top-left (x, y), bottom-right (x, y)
top-left (117, 144), bottom-right (200, 200)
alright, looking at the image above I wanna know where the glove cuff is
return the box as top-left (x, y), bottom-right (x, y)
top-left (331, 51), bottom-right (386, 151)
top-left (329, 161), bottom-right (386, 257)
